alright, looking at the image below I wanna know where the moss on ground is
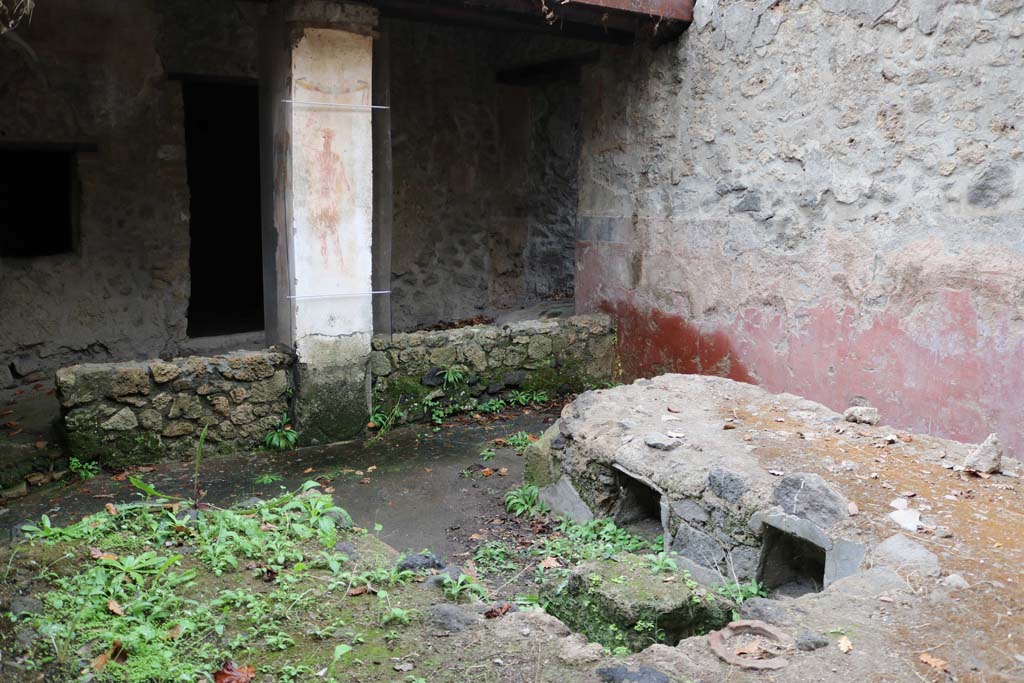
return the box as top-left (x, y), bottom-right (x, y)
top-left (0, 484), bottom-right (467, 682)
top-left (542, 553), bottom-right (733, 653)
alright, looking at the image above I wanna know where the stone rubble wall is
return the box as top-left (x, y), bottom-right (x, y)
top-left (385, 18), bottom-right (591, 332)
top-left (369, 314), bottom-right (616, 410)
top-left (56, 349), bottom-right (295, 467)
top-left (576, 0), bottom-right (1024, 459)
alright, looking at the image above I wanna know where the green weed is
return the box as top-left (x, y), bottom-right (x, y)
top-left (504, 485), bottom-right (549, 518)
top-left (69, 457), bottom-right (101, 481)
top-left (264, 414), bottom-right (299, 451)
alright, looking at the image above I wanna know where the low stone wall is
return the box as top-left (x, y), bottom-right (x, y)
top-left (57, 349), bottom-right (295, 467)
top-left (369, 314), bottom-right (616, 416)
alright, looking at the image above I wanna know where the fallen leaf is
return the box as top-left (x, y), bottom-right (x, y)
top-left (367, 465), bottom-right (377, 472)
top-left (90, 547), bottom-right (118, 561)
top-left (107, 599), bottom-right (125, 616)
top-left (359, 477), bottom-right (371, 485)
top-left (324, 486), bottom-right (335, 494)
top-left (393, 662), bottom-right (414, 672)
top-left (837, 636), bottom-right (853, 653)
top-left (302, 467), bottom-right (314, 474)
top-left (34, 440), bottom-right (47, 450)
top-left (498, 467), bottom-right (509, 476)
top-left (105, 503), bottom-right (119, 516)
top-left (723, 423), bottom-right (737, 430)
top-left (485, 603), bottom-right (513, 619)
top-left (481, 468), bottom-right (494, 477)
top-left (919, 653), bottom-right (948, 671)
top-left (90, 640), bottom-right (128, 672)
top-left (90, 650), bottom-right (111, 673)
top-left (214, 662), bottom-right (256, 683)
top-left (347, 585), bottom-right (377, 597)
top-left (539, 556), bottom-right (562, 570)
top-left (166, 624), bottom-right (183, 640)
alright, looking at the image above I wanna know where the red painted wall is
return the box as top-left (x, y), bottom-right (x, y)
top-left (580, 244), bottom-right (1024, 459)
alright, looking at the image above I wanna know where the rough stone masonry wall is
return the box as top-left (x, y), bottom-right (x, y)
top-left (369, 314), bottom-right (616, 411)
top-left (0, 0), bottom-right (262, 384)
top-left (576, 1), bottom-right (1024, 457)
top-left (385, 19), bottom-right (587, 331)
top-left (56, 350), bottom-right (294, 468)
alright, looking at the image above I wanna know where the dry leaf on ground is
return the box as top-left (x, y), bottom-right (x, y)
top-left (213, 662), bottom-right (256, 683)
top-left (919, 653), bottom-right (948, 671)
top-left (90, 547), bottom-right (118, 561)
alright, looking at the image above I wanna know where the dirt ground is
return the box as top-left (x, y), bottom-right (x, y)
top-left (728, 403), bottom-right (1023, 682)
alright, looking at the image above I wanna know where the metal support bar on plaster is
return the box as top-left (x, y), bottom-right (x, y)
top-left (282, 99), bottom-right (389, 111)
top-left (287, 291), bottom-right (392, 301)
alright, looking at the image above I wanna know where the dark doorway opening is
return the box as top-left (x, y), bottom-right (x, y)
top-left (181, 79), bottom-right (264, 338)
top-left (757, 525), bottom-right (826, 598)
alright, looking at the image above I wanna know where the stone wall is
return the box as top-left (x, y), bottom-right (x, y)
top-left (385, 19), bottom-right (588, 331)
top-left (369, 314), bottom-right (616, 415)
top-left (576, 1), bottom-right (1024, 457)
top-left (57, 349), bottom-right (294, 467)
top-left (0, 0), bottom-right (263, 382)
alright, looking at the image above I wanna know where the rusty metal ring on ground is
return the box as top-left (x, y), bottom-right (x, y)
top-left (707, 619), bottom-right (796, 671)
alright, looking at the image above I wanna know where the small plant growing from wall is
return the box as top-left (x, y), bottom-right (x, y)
top-left (69, 457), bottom-right (100, 481)
top-left (441, 365), bottom-right (465, 389)
top-left (264, 414), bottom-right (299, 451)
top-left (479, 398), bottom-right (507, 414)
top-left (368, 400), bottom-right (405, 440)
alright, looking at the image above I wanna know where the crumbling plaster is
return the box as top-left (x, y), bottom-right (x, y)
top-left (0, 0), bottom-right (263, 381)
top-left (576, 0), bottom-right (1024, 456)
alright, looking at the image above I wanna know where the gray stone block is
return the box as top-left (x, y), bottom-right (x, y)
top-left (540, 477), bottom-right (594, 523)
top-left (773, 472), bottom-right (849, 528)
top-left (708, 467), bottom-right (747, 502)
top-left (671, 522), bottom-right (725, 569)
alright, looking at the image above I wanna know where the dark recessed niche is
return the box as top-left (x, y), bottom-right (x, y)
top-left (0, 148), bottom-right (77, 259)
top-left (612, 470), bottom-right (663, 540)
top-left (757, 524), bottom-right (826, 598)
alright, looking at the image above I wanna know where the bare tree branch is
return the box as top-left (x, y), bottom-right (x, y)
top-left (0, 0), bottom-right (35, 35)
